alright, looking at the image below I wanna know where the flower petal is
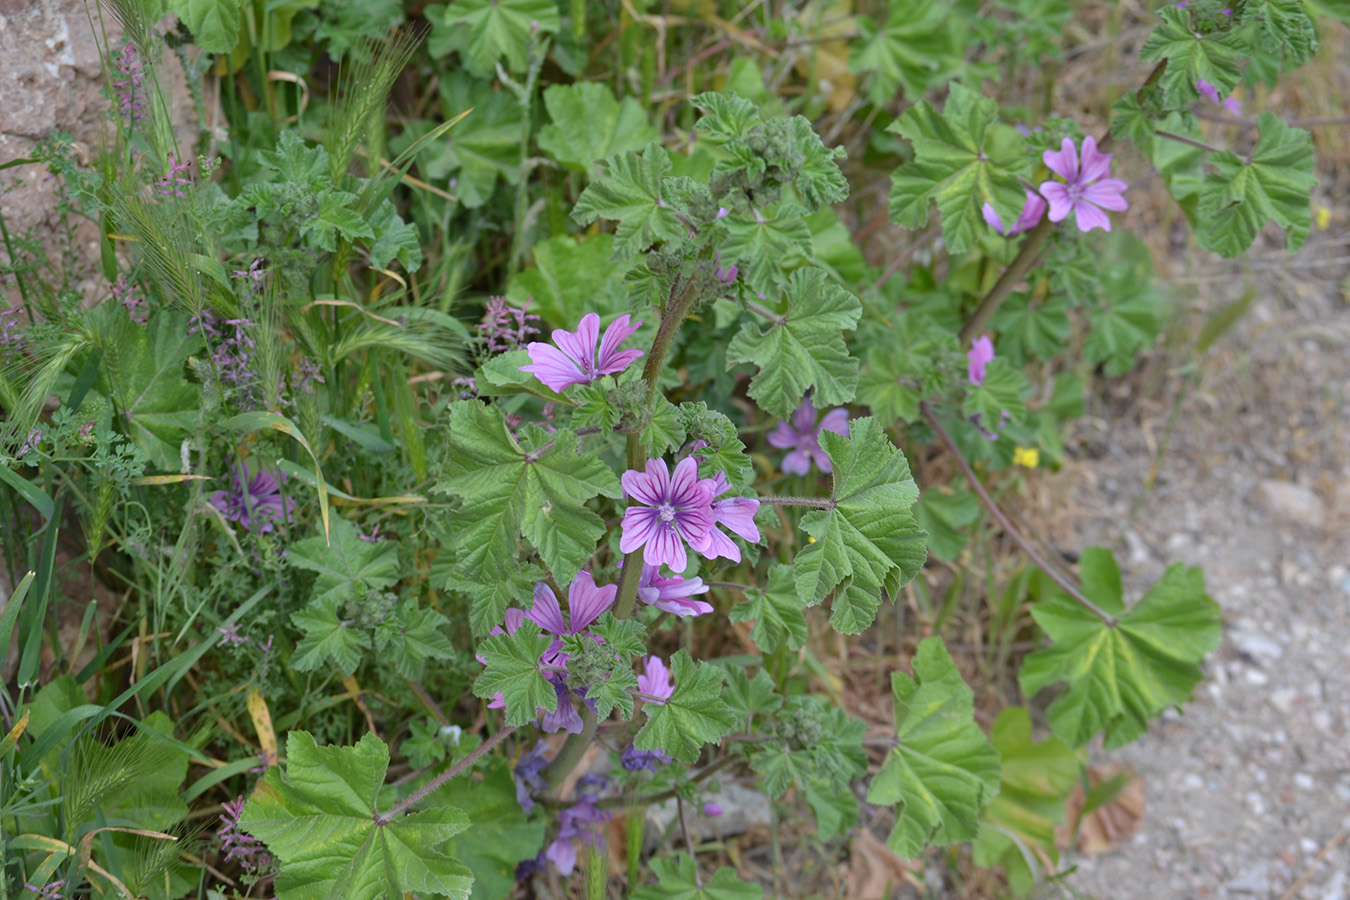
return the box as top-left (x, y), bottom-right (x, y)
top-left (982, 202), bottom-right (1006, 234)
top-left (790, 399), bottom-right (817, 435)
top-left (1073, 201), bottom-right (1112, 233)
top-left (1077, 136), bottom-right (1113, 184)
top-left (620, 507), bottom-right (660, 553)
top-left (1080, 181), bottom-right (1129, 212)
top-left (713, 497), bottom-right (761, 542)
top-left (767, 420), bottom-right (801, 449)
top-left (781, 449), bottom-right (811, 476)
top-left (818, 408), bottom-right (850, 438)
top-left (696, 525), bottom-right (741, 562)
top-left (567, 570), bottom-right (617, 633)
top-left (1010, 191), bottom-right (1048, 234)
top-left (596, 314), bottom-right (644, 374)
top-left (668, 456), bottom-right (705, 508)
top-left (527, 582), bottom-right (567, 635)
top-left (552, 313), bottom-right (600, 377)
top-left (1042, 137), bottom-right (1079, 183)
top-left (622, 458), bottom-right (669, 506)
top-left (1039, 182), bottom-right (1074, 223)
top-left (520, 343), bottom-right (589, 392)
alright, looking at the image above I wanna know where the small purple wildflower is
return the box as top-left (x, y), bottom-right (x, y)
top-left (768, 398), bottom-right (850, 476)
top-left (1040, 136), bottom-right (1129, 233)
top-left (250, 748), bottom-right (277, 773)
top-left (209, 462), bottom-right (295, 533)
top-left (637, 563), bottom-right (712, 618)
top-left (514, 741), bottom-right (550, 812)
top-left (715, 206), bottom-right (730, 220)
top-left (967, 336), bottom-right (995, 386)
top-left (1222, 6), bottom-right (1232, 15)
top-left (620, 457), bottom-right (716, 572)
top-left (218, 796), bottom-right (272, 871)
top-left (691, 471), bottom-right (761, 563)
top-left (713, 252), bottom-right (738, 283)
top-left (113, 277), bottom-right (147, 324)
top-left (478, 296), bottom-right (540, 354)
top-left (449, 376), bottom-right (478, 400)
top-left (982, 190), bottom-right (1049, 236)
top-left (358, 523), bottom-right (384, 543)
top-left (1197, 79), bottom-right (1242, 116)
top-left (17, 429), bottom-right (42, 459)
top-left (637, 656), bottom-right (674, 705)
top-left (0, 307), bottom-right (24, 356)
top-left (703, 802), bottom-right (723, 817)
top-left (621, 743), bottom-right (672, 771)
top-left (113, 41), bottom-right (146, 127)
top-left (156, 153), bottom-right (194, 198)
top-left (290, 356), bottom-right (324, 396)
top-left (218, 622), bottom-right (250, 646)
top-left (78, 420), bottom-right (95, 439)
top-left (23, 881), bottom-right (64, 900)
top-left (520, 312), bottom-right (644, 393)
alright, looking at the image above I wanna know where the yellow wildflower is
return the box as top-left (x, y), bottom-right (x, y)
top-left (1012, 446), bottom-right (1039, 468)
top-left (1313, 204), bottom-right (1331, 231)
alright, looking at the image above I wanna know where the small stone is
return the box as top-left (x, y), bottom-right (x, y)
top-left (1269, 688), bottom-right (1298, 714)
top-left (1231, 629), bottom-right (1285, 663)
top-left (1246, 792), bottom-right (1266, 816)
top-left (1294, 773), bottom-right (1315, 790)
top-left (1322, 870), bottom-right (1347, 900)
top-left (1258, 479), bottom-right (1327, 528)
top-left (1244, 668), bottom-right (1270, 686)
top-left (1301, 838), bottom-right (1319, 854)
top-left (1313, 711), bottom-right (1332, 732)
top-left (1125, 529), bottom-right (1151, 565)
top-left (1225, 862), bottom-right (1270, 895)
top-left (1181, 773), bottom-right (1205, 791)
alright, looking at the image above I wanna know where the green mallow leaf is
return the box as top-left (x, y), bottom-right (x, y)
top-left (887, 82), bottom-right (1029, 255)
top-left (99, 309), bottom-right (198, 470)
top-left (718, 205), bottom-right (813, 296)
top-left (849, 1), bottom-right (968, 104)
top-left (571, 143), bottom-right (686, 259)
top-left (538, 83), bottom-right (659, 178)
top-left (445, 562), bottom-right (544, 639)
top-left (962, 358), bottom-right (1029, 428)
top-left (1197, 112), bottom-right (1317, 258)
top-left (749, 744), bottom-right (809, 799)
top-left (504, 233), bottom-right (627, 327)
top-left (990, 294), bottom-right (1071, 365)
top-left (915, 484), bottom-right (981, 562)
top-left (291, 595), bottom-right (373, 673)
top-left (679, 402), bottom-right (753, 488)
top-left (426, 0), bottom-right (559, 76)
top-left (726, 268), bottom-right (862, 420)
top-left (721, 666), bottom-right (783, 723)
top-left (171, 0), bottom-right (242, 54)
top-left (634, 649), bottom-right (738, 764)
top-left (303, 191), bottom-right (375, 252)
top-left (472, 622), bottom-right (558, 728)
top-left (1239, 0), bottom-right (1318, 71)
top-left (1084, 264), bottom-right (1163, 377)
top-left (374, 599), bottom-right (455, 680)
top-left (288, 518), bottom-right (400, 606)
top-left (792, 417), bottom-right (927, 628)
top-left (728, 563), bottom-right (809, 653)
top-left (439, 758), bottom-right (546, 900)
top-left (866, 637), bottom-right (1002, 859)
top-left (805, 776), bottom-right (859, 842)
top-left (1139, 7), bottom-right (1243, 105)
top-left (973, 707), bottom-right (1079, 895)
top-left (1019, 547), bottom-right (1222, 749)
top-left (634, 852), bottom-right (763, 900)
top-left (435, 402), bottom-right (621, 611)
top-left (240, 732), bottom-right (473, 900)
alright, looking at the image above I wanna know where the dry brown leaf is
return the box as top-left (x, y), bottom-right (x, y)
top-left (845, 829), bottom-right (923, 900)
top-left (1058, 763), bottom-right (1147, 855)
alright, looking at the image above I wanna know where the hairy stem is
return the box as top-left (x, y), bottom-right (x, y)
top-left (758, 495), bottom-right (836, 509)
top-left (920, 401), bottom-right (1118, 627)
top-left (544, 703), bottom-right (598, 791)
top-left (375, 725), bottom-right (517, 824)
top-left (596, 754), bottom-right (737, 809)
top-left (1153, 129), bottom-right (1223, 155)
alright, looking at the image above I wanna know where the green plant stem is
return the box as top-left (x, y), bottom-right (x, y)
top-left (374, 724), bottom-right (516, 825)
top-left (920, 401), bottom-right (1118, 627)
top-left (544, 704), bottom-right (598, 790)
top-left (957, 59), bottom-right (1167, 347)
top-left (1153, 129), bottom-right (1223, 154)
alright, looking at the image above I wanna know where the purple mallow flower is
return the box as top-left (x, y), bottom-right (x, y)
top-left (514, 741), bottom-right (550, 812)
top-left (218, 796), bottom-right (271, 871)
top-left (692, 471), bottom-right (761, 563)
top-left (1040, 136), bottom-right (1129, 233)
top-left (637, 656), bottom-right (674, 705)
top-left (210, 462), bottom-right (295, 533)
top-left (981, 190), bottom-right (1048, 236)
top-left (156, 153), bottom-right (194, 198)
top-left (520, 312), bottom-right (644, 392)
top-left (637, 563), bottom-right (712, 618)
top-left (1197, 79), bottom-right (1242, 115)
top-left (768, 399), bottom-right (850, 476)
top-left (546, 790), bottom-right (609, 876)
top-left (621, 743), bottom-right (672, 771)
top-left (620, 457), bottom-right (716, 571)
top-left (967, 336), bottom-right (995, 386)
top-left (703, 802), bottom-right (723, 817)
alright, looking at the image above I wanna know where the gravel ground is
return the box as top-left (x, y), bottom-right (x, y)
top-left (1051, 238), bottom-right (1350, 900)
